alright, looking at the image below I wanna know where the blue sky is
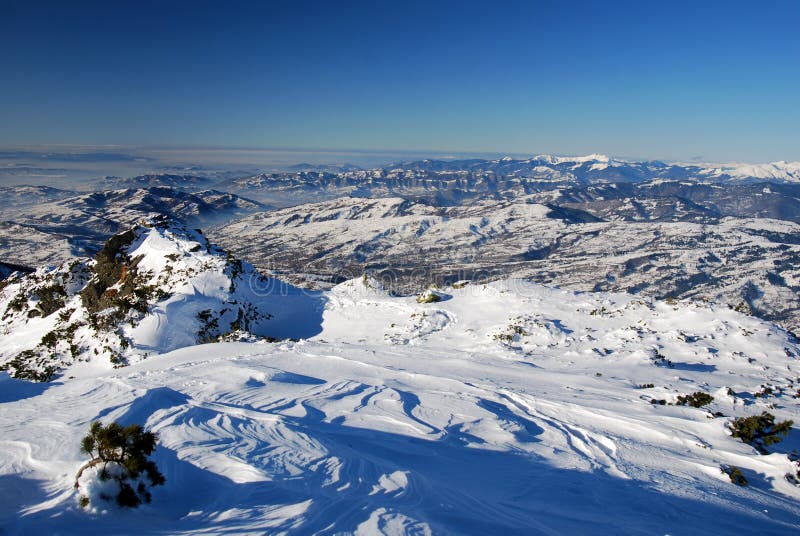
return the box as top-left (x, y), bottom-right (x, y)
top-left (1, 1), bottom-right (798, 162)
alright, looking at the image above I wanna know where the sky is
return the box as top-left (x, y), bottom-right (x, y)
top-left (1, 0), bottom-right (799, 162)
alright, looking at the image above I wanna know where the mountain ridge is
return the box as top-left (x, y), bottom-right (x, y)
top-left (0, 217), bottom-right (323, 380)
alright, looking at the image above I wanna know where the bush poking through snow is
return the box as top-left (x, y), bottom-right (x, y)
top-left (416, 289), bottom-right (442, 304)
top-left (729, 412), bottom-right (793, 453)
top-left (675, 392), bottom-right (714, 408)
top-left (75, 421), bottom-right (165, 508)
top-left (722, 465), bottom-right (748, 486)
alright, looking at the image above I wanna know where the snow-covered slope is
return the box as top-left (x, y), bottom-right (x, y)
top-left (0, 186), bottom-right (265, 268)
top-left (211, 196), bottom-right (800, 333)
top-left (1, 275), bottom-right (799, 534)
top-left (94, 173), bottom-right (216, 191)
top-left (0, 217), bottom-right (324, 380)
top-left (699, 160), bottom-right (800, 182)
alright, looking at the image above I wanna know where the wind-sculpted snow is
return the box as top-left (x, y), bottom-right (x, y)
top-left (1, 277), bottom-right (799, 534)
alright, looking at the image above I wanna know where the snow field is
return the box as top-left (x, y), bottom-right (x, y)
top-left (1, 276), bottom-right (800, 534)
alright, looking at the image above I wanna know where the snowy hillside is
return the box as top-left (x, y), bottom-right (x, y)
top-left (1, 272), bottom-right (799, 533)
top-left (699, 160), bottom-right (800, 182)
top-left (94, 174), bottom-right (216, 191)
top-left (0, 217), bottom-right (322, 380)
top-left (0, 186), bottom-right (265, 268)
top-left (212, 196), bottom-right (800, 334)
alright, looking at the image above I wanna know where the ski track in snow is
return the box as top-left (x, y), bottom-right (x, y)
top-left (2, 278), bottom-right (800, 534)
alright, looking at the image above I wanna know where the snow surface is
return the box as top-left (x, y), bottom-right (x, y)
top-left (1, 276), bottom-right (800, 534)
top-left (700, 161), bottom-right (800, 182)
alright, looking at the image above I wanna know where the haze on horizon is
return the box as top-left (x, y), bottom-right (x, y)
top-left (2, 0), bottom-right (799, 163)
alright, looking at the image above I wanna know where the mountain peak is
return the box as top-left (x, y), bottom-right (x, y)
top-left (0, 217), bottom-right (322, 380)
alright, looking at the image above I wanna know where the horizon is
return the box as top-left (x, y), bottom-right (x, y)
top-left (2, 142), bottom-right (799, 189)
top-left (2, 1), bottom-right (799, 162)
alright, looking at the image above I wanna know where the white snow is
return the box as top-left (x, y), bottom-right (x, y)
top-left (695, 161), bottom-right (800, 182)
top-left (1, 275), bottom-right (799, 534)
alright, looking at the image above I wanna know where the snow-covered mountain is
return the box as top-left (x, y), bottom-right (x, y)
top-left (0, 217), bottom-right (322, 380)
top-left (212, 195), bottom-right (800, 334)
top-left (0, 184), bottom-right (78, 210)
top-left (394, 154), bottom-right (800, 184)
top-left (1, 267), bottom-right (799, 533)
top-left (94, 173), bottom-right (216, 191)
top-left (4, 162), bottom-right (800, 277)
top-left (700, 160), bottom-right (800, 182)
top-left (540, 180), bottom-right (800, 223)
top-left (218, 155), bottom-right (800, 206)
top-left (0, 186), bottom-right (265, 268)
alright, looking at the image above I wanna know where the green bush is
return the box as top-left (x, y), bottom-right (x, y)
top-left (4, 351), bottom-right (57, 382)
top-left (33, 283), bottom-right (67, 316)
top-left (676, 392), bottom-right (714, 408)
top-left (730, 412), bottom-right (793, 453)
top-left (722, 465), bottom-right (748, 486)
top-left (75, 420), bottom-right (165, 508)
top-left (416, 290), bottom-right (441, 304)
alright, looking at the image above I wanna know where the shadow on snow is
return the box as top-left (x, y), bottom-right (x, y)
top-left (8, 395), bottom-right (800, 536)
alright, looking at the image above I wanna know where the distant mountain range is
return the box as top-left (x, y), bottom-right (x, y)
top-left (3, 156), bottom-right (800, 334)
top-left (94, 173), bottom-right (216, 191)
top-left (218, 155), bottom-right (800, 206)
top-left (391, 154), bottom-right (800, 183)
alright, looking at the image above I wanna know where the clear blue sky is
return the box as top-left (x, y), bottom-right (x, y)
top-left (2, 0), bottom-right (798, 161)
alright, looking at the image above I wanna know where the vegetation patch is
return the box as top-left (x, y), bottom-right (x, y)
top-left (31, 283), bottom-right (67, 317)
top-left (2, 350), bottom-right (58, 382)
top-left (722, 465), bottom-right (748, 486)
top-left (75, 421), bottom-right (165, 508)
top-left (417, 289), bottom-right (442, 304)
top-left (730, 412), bottom-right (793, 453)
top-left (675, 392), bottom-right (714, 408)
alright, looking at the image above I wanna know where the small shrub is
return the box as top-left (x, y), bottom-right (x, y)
top-left (6, 292), bottom-right (28, 313)
top-left (722, 465), bottom-right (748, 486)
top-left (676, 392), bottom-right (714, 408)
top-left (511, 324), bottom-right (527, 335)
top-left (730, 412), bottom-right (793, 453)
top-left (5, 351), bottom-right (57, 382)
top-left (197, 309), bottom-right (220, 343)
top-left (75, 421), bottom-right (165, 508)
top-left (753, 385), bottom-right (774, 398)
top-left (40, 330), bottom-right (60, 349)
top-left (416, 290), bottom-right (441, 304)
top-left (33, 283), bottom-right (67, 316)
